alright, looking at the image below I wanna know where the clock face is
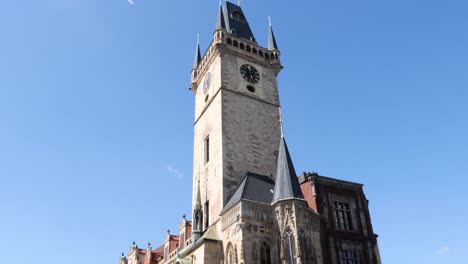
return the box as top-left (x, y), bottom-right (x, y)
top-left (240, 64), bottom-right (260, 84)
top-left (203, 72), bottom-right (211, 94)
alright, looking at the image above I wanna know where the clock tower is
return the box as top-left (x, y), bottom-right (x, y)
top-left (117, 2), bottom-right (381, 264)
top-left (190, 1), bottom-right (283, 228)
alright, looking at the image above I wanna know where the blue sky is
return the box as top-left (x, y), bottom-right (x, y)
top-left (0, 0), bottom-right (467, 263)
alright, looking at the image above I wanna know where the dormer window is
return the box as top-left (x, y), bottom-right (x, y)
top-left (231, 11), bottom-right (246, 23)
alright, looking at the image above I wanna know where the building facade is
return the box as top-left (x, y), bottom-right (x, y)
top-left (118, 2), bottom-right (381, 264)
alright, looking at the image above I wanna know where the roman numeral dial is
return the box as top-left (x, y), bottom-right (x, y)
top-left (240, 64), bottom-right (260, 84)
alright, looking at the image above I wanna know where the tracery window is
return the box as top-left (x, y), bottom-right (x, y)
top-left (227, 244), bottom-right (236, 264)
top-left (299, 230), bottom-right (309, 264)
top-left (284, 227), bottom-right (297, 264)
top-left (260, 242), bottom-right (271, 264)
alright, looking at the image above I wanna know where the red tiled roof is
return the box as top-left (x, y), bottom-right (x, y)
top-left (152, 245), bottom-right (164, 254)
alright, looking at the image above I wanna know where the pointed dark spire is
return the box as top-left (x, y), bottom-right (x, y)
top-left (272, 137), bottom-right (304, 203)
top-left (268, 17), bottom-right (278, 50)
top-left (192, 35), bottom-right (201, 70)
top-left (215, 2), bottom-right (226, 30)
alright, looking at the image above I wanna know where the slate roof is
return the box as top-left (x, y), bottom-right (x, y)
top-left (222, 172), bottom-right (275, 213)
top-left (223, 1), bottom-right (256, 42)
top-left (268, 25), bottom-right (278, 50)
top-left (216, 4), bottom-right (226, 30)
top-left (192, 42), bottom-right (201, 70)
top-left (272, 137), bottom-right (305, 203)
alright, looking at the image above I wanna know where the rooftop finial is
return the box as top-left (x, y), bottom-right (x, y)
top-left (268, 16), bottom-right (272, 27)
top-left (237, 0), bottom-right (241, 6)
top-left (196, 33), bottom-right (200, 45)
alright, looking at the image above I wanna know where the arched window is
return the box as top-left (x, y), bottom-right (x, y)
top-left (226, 243), bottom-right (236, 264)
top-left (239, 43), bottom-right (245, 50)
top-left (260, 242), bottom-right (271, 264)
top-left (264, 53), bottom-right (270, 60)
top-left (284, 227), bottom-right (296, 264)
top-left (299, 230), bottom-right (309, 264)
top-left (233, 40), bottom-right (238, 48)
top-left (227, 38), bottom-right (232, 45)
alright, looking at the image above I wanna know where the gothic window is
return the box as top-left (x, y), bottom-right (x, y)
top-left (284, 227), bottom-right (297, 264)
top-left (204, 136), bottom-right (210, 163)
top-left (227, 38), bottom-right (232, 45)
top-left (233, 40), bottom-right (238, 47)
top-left (333, 201), bottom-right (354, 231)
top-left (246, 46), bottom-right (251, 52)
top-left (339, 250), bottom-right (358, 264)
top-left (239, 43), bottom-right (245, 50)
top-left (227, 243), bottom-right (236, 264)
top-left (258, 50), bottom-right (263, 57)
top-left (264, 53), bottom-right (270, 60)
top-left (260, 242), bottom-right (271, 264)
top-left (299, 231), bottom-right (309, 264)
top-left (194, 208), bottom-right (203, 231)
top-left (252, 48), bottom-right (257, 54)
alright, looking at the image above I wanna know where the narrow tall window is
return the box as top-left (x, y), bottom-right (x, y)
top-left (260, 242), bottom-right (271, 264)
top-left (334, 201), bottom-right (354, 231)
top-left (284, 227), bottom-right (297, 264)
top-left (299, 231), bottom-right (309, 264)
top-left (204, 136), bottom-right (210, 163)
top-left (204, 200), bottom-right (210, 229)
top-left (339, 250), bottom-right (358, 264)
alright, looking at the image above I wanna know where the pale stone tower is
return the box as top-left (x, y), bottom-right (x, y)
top-left (118, 3), bottom-right (381, 264)
top-left (190, 1), bottom-right (283, 229)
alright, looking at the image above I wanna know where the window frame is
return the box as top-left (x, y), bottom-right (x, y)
top-left (204, 135), bottom-right (210, 164)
